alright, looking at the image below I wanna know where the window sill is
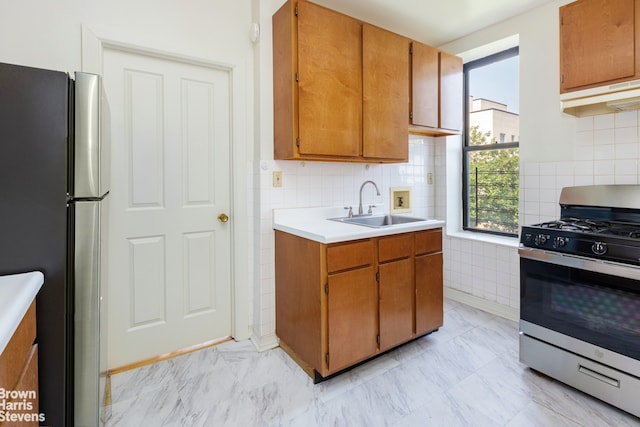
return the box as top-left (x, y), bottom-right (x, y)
top-left (445, 229), bottom-right (519, 248)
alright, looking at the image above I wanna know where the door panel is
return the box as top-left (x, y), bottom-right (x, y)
top-left (410, 41), bottom-right (439, 128)
top-left (439, 51), bottom-right (463, 132)
top-left (327, 266), bottom-right (378, 373)
top-left (363, 24), bottom-right (409, 160)
top-left (379, 258), bottom-right (414, 351)
top-left (415, 252), bottom-right (443, 335)
top-left (104, 48), bottom-right (232, 367)
top-left (297, 1), bottom-right (362, 157)
top-left (560, 0), bottom-right (635, 91)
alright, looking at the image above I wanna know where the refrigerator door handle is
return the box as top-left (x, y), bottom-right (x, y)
top-left (74, 72), bottom-right (105, 199)
top-left (74, 200), bottom-right (102, 426)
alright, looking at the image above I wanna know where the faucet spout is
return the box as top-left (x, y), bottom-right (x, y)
top-left (358, 180), bottom-right (381, 215)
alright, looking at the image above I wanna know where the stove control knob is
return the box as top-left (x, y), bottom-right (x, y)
top-left (553, 237), bottom-right (567, 248)
top-left (534, 234), bottom-right (548, 246)
top-left (592, 241), bottom-right (607, 256)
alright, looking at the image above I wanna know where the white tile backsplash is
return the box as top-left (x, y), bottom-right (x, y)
top-left (521, 111), bottom-right (640, 225)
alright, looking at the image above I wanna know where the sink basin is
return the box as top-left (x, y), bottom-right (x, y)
top-left (330, 214), bottom-right (428, 228)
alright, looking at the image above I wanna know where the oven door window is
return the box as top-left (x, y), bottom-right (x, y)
top-left (521, 258), bottom-right (640, 360)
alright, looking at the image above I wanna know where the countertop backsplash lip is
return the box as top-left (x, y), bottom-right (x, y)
top-left (273, 206), bottom-right (445, 244)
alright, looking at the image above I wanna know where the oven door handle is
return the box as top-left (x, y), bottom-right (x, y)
top-left (519, 247), bottom-right (640, 281)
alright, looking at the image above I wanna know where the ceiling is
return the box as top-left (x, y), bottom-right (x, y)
top-left (309, 0), bottom-right (556, 47)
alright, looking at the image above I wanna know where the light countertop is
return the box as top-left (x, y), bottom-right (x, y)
top-left (0, 271), bottom-right (44, 355)
top-left (273, 207), bottom-right (445, 243)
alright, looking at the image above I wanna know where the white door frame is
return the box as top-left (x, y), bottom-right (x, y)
top-left (81, 26), bottom-right (251, 353)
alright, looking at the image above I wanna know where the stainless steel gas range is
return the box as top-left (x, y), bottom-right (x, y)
top-left (519, 185), bottom-right (640, 418)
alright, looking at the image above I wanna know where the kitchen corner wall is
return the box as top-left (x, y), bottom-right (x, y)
top-left (250, 137), bottom-right (438, 349)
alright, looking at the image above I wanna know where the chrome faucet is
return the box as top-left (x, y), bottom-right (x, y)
top-left (358, 180), bottom-right (380, 215)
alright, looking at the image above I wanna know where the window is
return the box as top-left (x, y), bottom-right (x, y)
top-left (463, 47), bottom-right (519, 236)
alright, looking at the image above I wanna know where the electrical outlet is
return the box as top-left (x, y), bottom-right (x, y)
top-left (273, 171), bottom-right (283, 187)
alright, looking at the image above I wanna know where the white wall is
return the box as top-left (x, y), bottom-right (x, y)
top-left (0, 0), bottom-right (253, 74)
top-left (441, 0), bottom-right (575, 164)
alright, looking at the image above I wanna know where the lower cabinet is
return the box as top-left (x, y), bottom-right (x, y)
top-left (378, 234), bottom-right (414, 352)
top-left (0, 301), bottom-right (39, 427)
top-left (275, 228), bottom-right (443, 380)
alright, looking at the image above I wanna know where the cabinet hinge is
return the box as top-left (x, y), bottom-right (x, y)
top-left (560, 15), bottom-right (563, 25)
top-left (409, 111), bottom-right (413, 120)
top-left (295, 72), bottom-right (299, 82)
top-left (409, 44), bottom-right (413, 55)
top-left (295, 5), bottom-right (298, 16)
top-left (375, 271), bottom-right (380, 282)
top-left (376, 335), bottom-right (380, 344)
top-left (324, 283), bottom-right (329, 294)
top-left (296, 137), bottom-right (301, 148)
top-left (325, 353), bottom-right (330, 366)
top-left (561, 75), bottom-right (564, 84)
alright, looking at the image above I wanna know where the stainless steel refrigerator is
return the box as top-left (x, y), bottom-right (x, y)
top-left (0, 62), bottom-right (108, 427)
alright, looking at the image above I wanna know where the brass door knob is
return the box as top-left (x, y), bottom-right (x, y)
top-left (218, 213), bottom-right (229, 223)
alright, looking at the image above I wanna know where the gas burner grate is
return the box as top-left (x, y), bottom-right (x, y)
top-left (539, 217), bottom-right (611, 232)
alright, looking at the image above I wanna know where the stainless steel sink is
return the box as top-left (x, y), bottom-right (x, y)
top-left (330, 214), bottom-right (428, 228)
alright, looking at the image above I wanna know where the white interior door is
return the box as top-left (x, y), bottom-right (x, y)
top-left (103, 48), bottom-right (232, 367)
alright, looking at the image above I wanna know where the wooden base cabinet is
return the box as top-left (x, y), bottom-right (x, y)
top-left (378, 234), bottom-right (414, 351)
top-left (0, 302), bottom-right (39, 427)
top-left (415, 230), bottom-right (444, 335)
top-left (275, 228), bottom-right (443, 381)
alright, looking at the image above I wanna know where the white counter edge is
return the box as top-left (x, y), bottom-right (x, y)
top-left (273, 207), bottom-right (446, 243)
top-left (0, 271), bottom-right (44, 356)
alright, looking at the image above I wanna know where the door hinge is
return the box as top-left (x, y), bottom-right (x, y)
top-left (409, 111), bottom-right (413, 120)
top-left (375, 271), bottom-right (380, 282)
top-left (325, 353), bottom-right (330, 366)
top-left (561, 75), bottom-right (564, 84)
top-left (296, 137), bottom-right (301, 148)
top-left (409, 44), bottom-right (413, 55)
top-left (560, 15), bottom-right (563, 25)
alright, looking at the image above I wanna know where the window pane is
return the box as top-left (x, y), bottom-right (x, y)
top-left (463, 47), bottom-right (519, 236)
top-left (467, 148), bottom-right (519, 234)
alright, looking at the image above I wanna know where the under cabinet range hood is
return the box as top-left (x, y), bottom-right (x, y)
top-left (561, 79), bottom-right (640, 116)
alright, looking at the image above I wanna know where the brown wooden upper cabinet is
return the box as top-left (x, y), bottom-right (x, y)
top-left (560, 0), bottom-right (640, 93)
top-left (410, 41), bottom-right (463, 135)
top-left (273, 0), bottom-right (409, 162)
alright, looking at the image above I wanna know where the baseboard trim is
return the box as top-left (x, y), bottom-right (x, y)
top-left (250, 332), bottom-right (279, 352)
top-left (108, 336), bottom-right (233, 376)
top-left (444, 287), bottom-right (519, 322)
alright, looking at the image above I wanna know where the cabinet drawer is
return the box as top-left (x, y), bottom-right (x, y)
top-left (0, 301), bottom-right (36, 390)
top-left (379, 233), bottom-right (413, 262)
top-left (327, 239), bottom-right (374, 273)
top-left (415, 229), bottom-right (442, 255)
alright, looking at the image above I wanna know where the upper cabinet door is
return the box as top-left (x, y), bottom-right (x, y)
top-left (560, 0), bottom-right (636, 92)
top-left (362, 24), bottom-right (409, 161)
top-left (439, 51), bottom-right (463, 132)
top-left (297, 1), bottom-right (362, 157)
top-left (410, 41), bottom-right (439, 129)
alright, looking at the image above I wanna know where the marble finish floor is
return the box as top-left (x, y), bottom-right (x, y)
top-left (105, 300), bottom-right (640, 426)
